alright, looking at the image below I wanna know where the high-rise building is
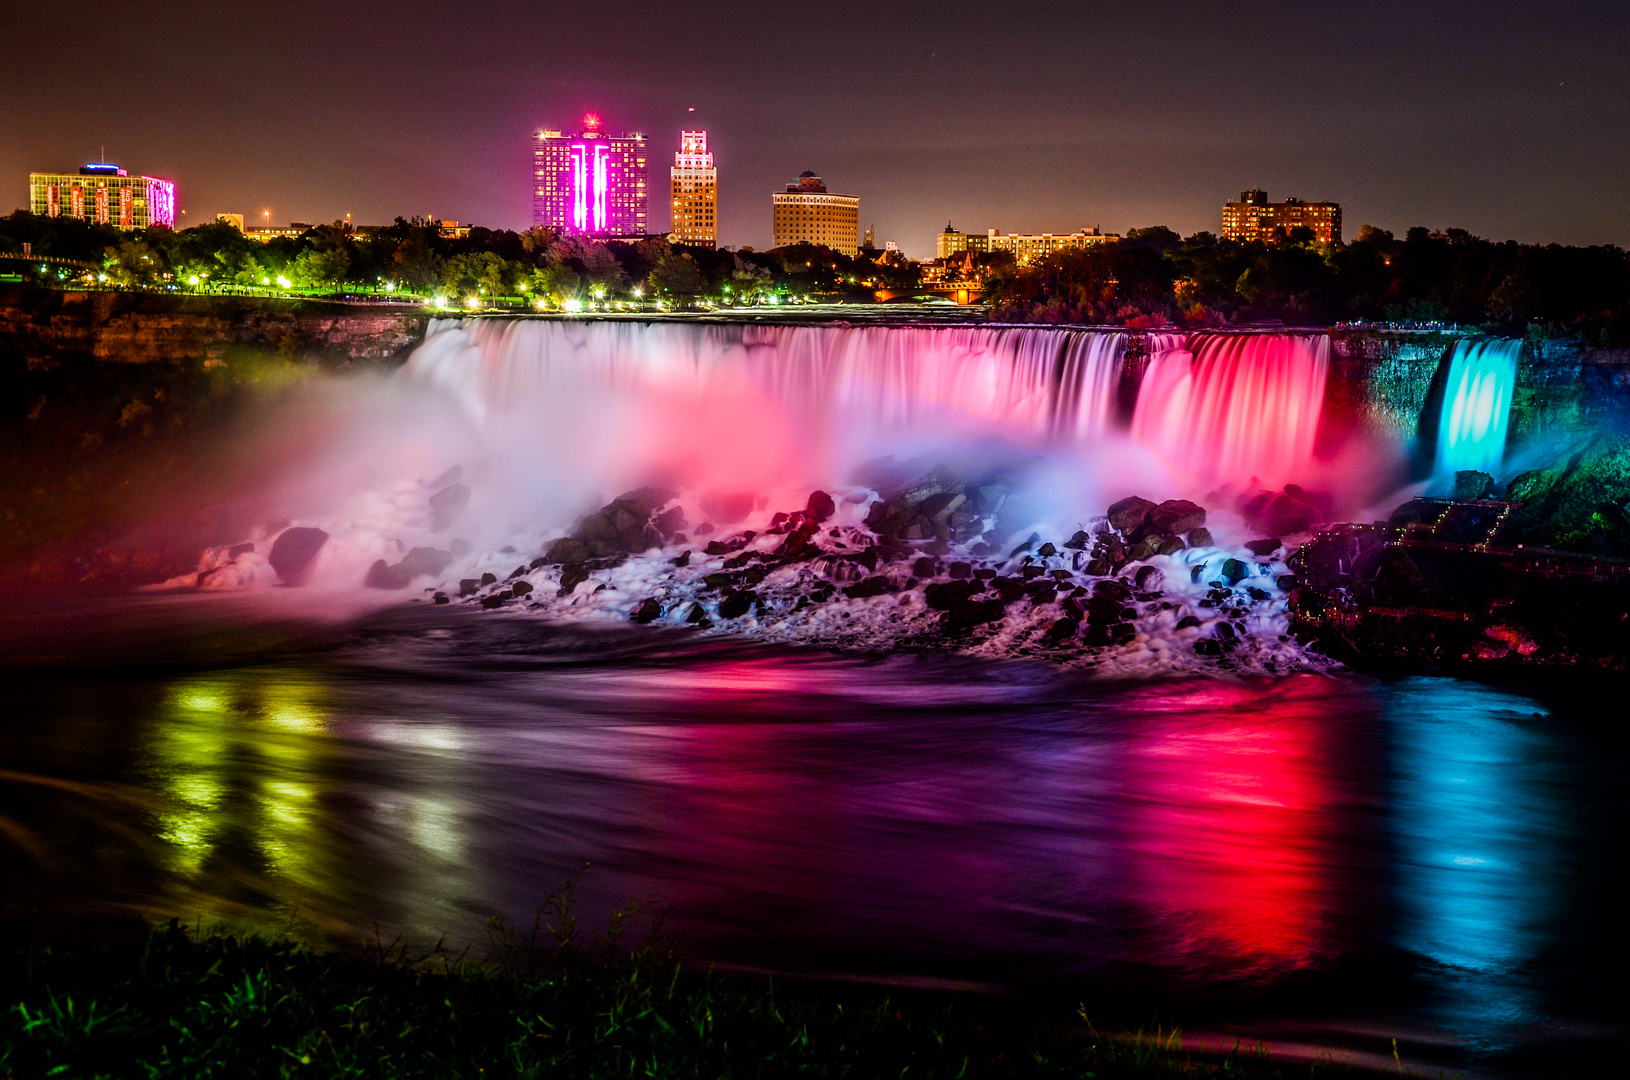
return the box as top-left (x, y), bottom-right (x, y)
top-left (532, 115), bottom-right (649, 236)
top-left (29, 163), bottom-right (175, 230)
top-left (771, 172), bottom-right (859, 254)
top-left (936, 223), bottom-right (1118, 262)
top-left (669, 130), bottom-right (716, 247)
top-left (1221, 190), bottom-right (1342, 245)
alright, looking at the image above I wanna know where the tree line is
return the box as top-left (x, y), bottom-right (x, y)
top-left (0, 212), bottom-right (922, 306)
top-left (985, 225), bottom-right (1630, 344)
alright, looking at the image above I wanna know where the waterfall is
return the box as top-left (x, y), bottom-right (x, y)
top-left (1130, 332), bottom-right (1330, 488)
top-left (1433, 338), bottom-right (1520, 477)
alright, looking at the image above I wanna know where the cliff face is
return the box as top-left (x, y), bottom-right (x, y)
top-left (0, 286), bottom-right (428, 369)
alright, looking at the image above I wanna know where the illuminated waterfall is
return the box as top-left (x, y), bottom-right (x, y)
top-left (1433, 338), bottom-right (1520, 477)
top-left (1130, 332), bottom-right (1330, 487)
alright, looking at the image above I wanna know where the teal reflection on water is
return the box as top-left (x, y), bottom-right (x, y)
top-left (1383, 677), bottom-right (1564, 1038)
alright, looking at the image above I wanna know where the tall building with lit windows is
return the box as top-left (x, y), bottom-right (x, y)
top-left (771, 171), bottom-right (859, 254)
top-left (29, 163), bottom-right (176, 230)
top-left (532, 115), bottom-right (649, 236)
top-left (1222, 189), bottom-right (1342, 245)
top-left (669, 130), bottom-right (717, 248)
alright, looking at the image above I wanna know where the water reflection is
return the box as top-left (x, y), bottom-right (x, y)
top-left (1382, 678), bottom-right (1566, 1042)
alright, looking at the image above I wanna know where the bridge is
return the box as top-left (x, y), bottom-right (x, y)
top-left (873, 282), bottom-right (984, 305)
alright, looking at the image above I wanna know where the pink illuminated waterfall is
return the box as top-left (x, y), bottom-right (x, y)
top-left (1131, 333), bottom-right (1330, 487)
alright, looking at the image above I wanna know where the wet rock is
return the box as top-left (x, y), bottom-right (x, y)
top-left (671, 550), bottom-right (691, 567)
top-left (1148, 499), bottom-right (1206, 535)
top-left (429, 465), bottom-right (462, 489)
top-left (844, 575), bottom-right (894, 599)
top-left (1243, 538), bottom-right (1281, 557)
top-left (364, 559), bottom-right (412, 589)
top-left (1044, 617), bottom-right (1079, 642)
top-left (718, 589), bottom-right (758, 619)
top-left (1453, 470), bottom-right (1495, 500)
top-left (1036, 542), bottom-right (1057, 557)
top-left (945, 597), bottom-right (1006, 629)
top-left (1186, 527), bottom-right (1213, 547)
top-left (1277, 575), bottom-right (1300, 591)
top-left (480, 593), bottom-right (508, 610)
top-left (1020, 565), bottom-right (1045, 581)
top-left (632, 598), bottom-right (663, 624)
top-left (459, 578), bottom-right (480, 597)
top-left (1246, 489), bottom-right (1317, 535)
top-left (511, 580), bottom-right (534, 596)
top-left (700, 490), bottom-right (756, 525)
top-left (1029, 584), bottom-right (1057, 605)
top-left (432, 592), bottom-right (450, 604)
top-left (704, 531), bottom-right (755, 556)
top-left (1194, 638), bottom-right (1222, 655)
top-left (397, 547), bottom-right (453, 578)
top-left (913, 556), bottom-right (938, 578)
top-left (558, 566), bottom-right (591, 594)
top-left (992, 577), bottom-right (1026, 602)
top-left (948, 561), bottom-right (972, 579)
top-left (480, 572), bottom-right (497, 586)
top-left (1134, 565), bottom-right (1164, 592)
top-left (1190, 564), bottom-right (1207, 583)
top-left (1084, 558), bottom-right (1111, 575)
top-left (1219, 558), bottom-right (1249, 586)
top-left (268, 527), bottom-right (329, 585)
top-left (654, 505), bottom-right (687, 537)
top-left (505, 564), bottom-right (528, 580)
top-left (1176, 615), bottom-right (1202, 629)
top-left (1127, 542), bottom-right (1155, 561)
top-left (1247, 586), bottom-right (1271, 601)
top-left (1155, 536), bottom-right (1186, 556)
top-left (1107, 496), bottom-right (1156, 534)
top-left (544, 537), bottom-right (592, 565)
top-left (428, 483), bottom-right (470, 531)
top-left (805, 490), bottom-right (836, 523)
top-left (684, 602), bottom-right (708, 624)
top-left (694, 522), bottom-right (715, 536)
top-left (1009, 533), bottom-right (1040, 557)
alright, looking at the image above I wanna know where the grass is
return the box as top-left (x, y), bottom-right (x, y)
top-left (0, 879), bottom-right (1358, 1079)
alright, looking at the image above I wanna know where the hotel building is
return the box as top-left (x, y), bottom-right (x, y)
top-left (532, 115), bottom-right (649, 236)
top-left (1221, 189), bottom-right (1342, 245)
top-left (669, 130), bottom-right (717, 247)
top-left (936, 224), bottom-right (1118, 262)
top-left (771, 172), bottom-right (859, 254)
top-left (29, 163), bottom-right (176, 230)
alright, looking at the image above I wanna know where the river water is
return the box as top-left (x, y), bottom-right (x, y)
top-left (1, 594), bottom-right (1623, 1077)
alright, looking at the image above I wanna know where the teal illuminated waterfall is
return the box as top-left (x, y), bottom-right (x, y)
top-left (1433, 338), bottom-right (1520, 477)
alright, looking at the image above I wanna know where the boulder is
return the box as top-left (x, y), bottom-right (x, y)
top-left (432, 592), bottom-right (450, 605)
top-left (924, 580), bottom-right (974, 610)
top-left (1453, 470), bottom-right (1495, 500)
top-left (428, 483), bottom-right (470, 531)
top-left (1186, 527), bottom-right (1213, 547)
top-left (1219, 558), bottom-right (1249, 586)
top-left (1134, 565), bottom-right (1164, 592)
top-left (805, 490), bottom-right (836, 523)
top-left (654, 505), bottom-right (687, 537)
top-left (1148, 499), bottom-right (1206, 535)
top-left (268, 527), bottom-right (329, 585)
top-left (945, 597), bottom-right (1006, 629)
top-left (511, 580), bottom-right (534, 596)
top-left (544, 537), bottom-right (592, 565)
top-left (844, 575), bottom-right (894, 599)
top-left (1064, 530), bottom-right (1091, 550)
top-left (400, 547), bottom-right (454, 578)
top-left (459, 578), bottom-right (480, 597)
top-left (1107, 496), bottom-right (1156, 533)
top-left (632, 598), bottom-right (663, 624)
top-left (1243, 538), bottom-right (1282, 557)
top-left (718, 589), bottom-right (758, 619)
top-left (364, 559), bottom-right (412, 589)
top-left (1246, 490), bottom-right (1317, 535)
top-left (1044, 617), bottom-right (1079, 642)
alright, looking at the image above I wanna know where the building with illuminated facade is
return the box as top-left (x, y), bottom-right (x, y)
top-left (1221, 189), bottom-right (1342, 245)
top-left (29, 163), bottom-right (175, 230)
top-left (669, 130), bottom-right (716, 247)
top-left (532, 115), bottom-right (649, 236)
top-left (771, 172), bottom-right (859, 254)
top-left (936, 224), bottom-right (1117, 262)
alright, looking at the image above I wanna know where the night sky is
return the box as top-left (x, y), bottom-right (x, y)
top-left (4, 1), bottom-right (1627, 256)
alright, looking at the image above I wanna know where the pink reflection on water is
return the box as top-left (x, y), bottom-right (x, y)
top-left (1122, 676), bottom-right (1340, 975)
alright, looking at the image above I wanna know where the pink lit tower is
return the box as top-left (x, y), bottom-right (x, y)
top-left (532, 114), bottom-right (649, 236)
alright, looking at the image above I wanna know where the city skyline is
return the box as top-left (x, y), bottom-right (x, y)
top-left (3, 2), bottom-right (1628, 256)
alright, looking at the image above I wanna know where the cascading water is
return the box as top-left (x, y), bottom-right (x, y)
top-left (177, 318), bottom-right (1344, 676)
top-left (1432, 338), bottom-right (1520, 478)
top-left (1130, 332), bottom-right (1330, 488)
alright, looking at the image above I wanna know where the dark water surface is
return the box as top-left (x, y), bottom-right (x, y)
top-left (1, 596), bottom-right (1625, 1077)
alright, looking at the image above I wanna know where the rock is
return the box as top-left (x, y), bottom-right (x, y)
top-left (1044, 617), bottom-right (1079, 642)
top-left (1176, 615), bottom-right (1201, 629)
top-left (1084, 558), bottom-right (1111, 576)
top-left (511, 580), bottom-right (534, 596)
top-left (1187, 527), bottom-right (1214, 547)
top-left (718, 589), bottom-right (758, 618)
top-left (450, 538), bottom-right (472, 556)
top-left (994, 577), bottom-right (1026, 602)
top-left (559, 566), bottom-right (590, 594)
top-left (396, 547), bottom-right (453, 578)
top-left (1219, 558), bottom-right (1249, 586)
top-left (924, 580), bottom-right (974, 610)
top-left (480, 593), bottom-right (507, 609)
top-left (945, 597), bottom-right (1006, 629)
top-left (429, 465), bottom-right (462, 489)
top-left (694, 522), bottom-right (715, 536)
top-left (1009, 533), bottom-right (1040, 557)
top-left (1248, 490), bottom-right (1317, 535)
top-left (863, 500), bottom-right (911, 539)
top-left (480, 572), bottom-right (497, 586)
top-left (1037, 542), bottom-right (1057, 557)
top-left (1064, 530), bottom-right (1092, 550)
top-left (1247, 586), bottom-right (1271, 601)
top-left (704, 531), bottom-right (755, 556)
top-left (1107, 496), bottom-right (1156, 533)
top-left (1243, 538), bottom-right (1282, 557)
top-left (632, 598), bottom-right (663, 623)
top-left (428, 483), bottom-right (470, 531)
top-left (1453, 470), bottom-right (1494, 500)
top-left (1277, 575), bottom-right (1300, 591)
top-left (805, 490), bottom-right (836, 523)
top-left (1127, 542), bottom-right (1154, 561)
top-left (544, 537), bottom-right (592, 564)
top-left (268, 527), bottom-right (329, 585)
top-left (672, 550), bottom-right (691, 567)
top-left (700, 490), bottom-right (756, 525)
top-left (1148, 499), bottom-right (1206, 534)
top-left (1134, 565), bottom-right (1164, 592)
top-left (913, 556), bottom-right (938, 577)
top-left (948, 561), bottom-right (972, 579)
top-left (364, 559), bottom-right (412, 589)
top-left (506, 564), bottom-right (527, 579)
top-left (844, 575), bottom-right (894, 599)
top-left (432, 592), bottom-right (450, 604)
top-left (684, 602), bottom-right (708, 624)
top-left (459, 578), bottom-right (480, 596)
top-left (1194, 638), bottom-right (1222, 656)
top-left (654, 505), bottom-right (687, 537)
top-left (1156, 536), bottom-right (1186, 556)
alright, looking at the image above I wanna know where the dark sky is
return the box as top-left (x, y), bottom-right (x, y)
top-left (5, 1), bottom-right (1627, 256)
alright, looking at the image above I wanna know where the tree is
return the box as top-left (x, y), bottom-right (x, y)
top-left (730, 255), bottom-right (772, 303)
top-left (291, 246), bottom-right (350, 289)
top-left (392, 237), bottom-right (442, 292)
top-left (649, 251), bottom-right (705, 302)
top-left (103, 240), bottom-right (164, 286)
